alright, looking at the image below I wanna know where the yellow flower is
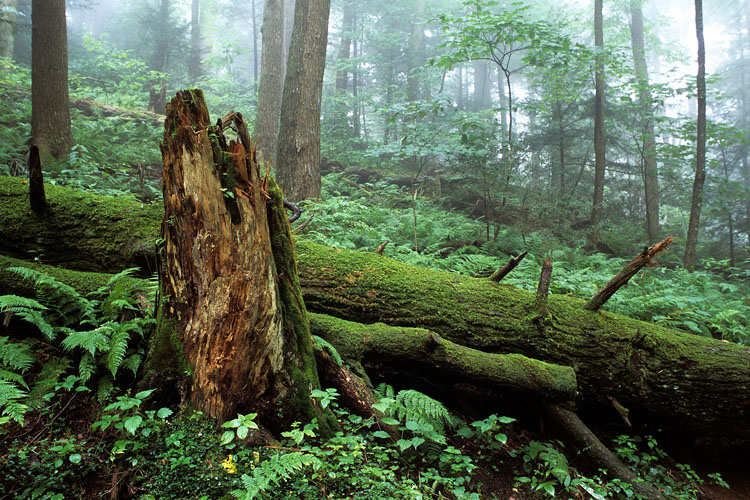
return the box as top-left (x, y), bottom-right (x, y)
top-left (221, 455), bottom-right (237, 474)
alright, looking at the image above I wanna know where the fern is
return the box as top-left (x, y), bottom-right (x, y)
top-left (0, 337), bottom-right (35, 425)
top-left (60, 324), bottom-right (112, 357)
top-left (107, 325), bottom-right (131, 377)
top-left (25, 358), bottom-right (70, 410)
top-left (232, 452), bottom-right (322, 500)
top-left (0, 336), bottom-right (34, 373)
top-left (311, 335), bottom-right (343, 367)
top-left (7, 267), bottom-right (96, 327)
top-left (395, 389), bottom-right (453, 435)
top-left (0, 294), bottom-right (55, 339)
top-left (0, 378), bottom-right (28, 425)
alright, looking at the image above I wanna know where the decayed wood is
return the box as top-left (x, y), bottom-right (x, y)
top-left (584, 237), bottom-right (673, 311)
top-left (375, 240), bottom-right (389, 254)
top-left (545, 404), bottom-right (665, 500)
top-left (28, 145), bottom-right (46, 214)
top-left (489, 250), bottom-right (527, 282)
top-left (154, 89), bottom-right (324, 425)
top-left (534, 256), bottom-right (552, 316)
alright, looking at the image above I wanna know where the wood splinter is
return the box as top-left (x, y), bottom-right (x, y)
top-left (608, 395), bottom-right (632, 427)
top-left (534, 257), bottom-right (552, 317)
top-left (584, 237), bottom-right (673, 312)
top-left (489, 250), bottom-right (528, 282)
top-left (375, 241), bottom-right (389, 254)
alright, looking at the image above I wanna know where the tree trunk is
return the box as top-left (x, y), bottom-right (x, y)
top-left (150, 89), bottom-right (329, 429)
top-left (275, 0), bottom-right (330, 201)
top-left (406, 0), bottom-right (426, 102)
top-left (333, 0), bottom-right (355, 137)
top-left (2, 177), bottom-right (750, 440)
top-left (0, 0), bottom-right (17, 59)
top-left (251, 0), bottom-right (259, 95)
top-left (684, 0), bottom-right (707, 271)
top-left (589, 0), bottom-right (605, 248)
top-left (2, 227), bottom-right (750, 442)
top-left (629, 0), bottom-right (660, 243)
top-left (31, 0), bottom-right (74, 160)
top-left (188, 0), bottom-right (203, 83)
top-left (254, 0), bottom-right (284, 165)
top-left (151, 0), bottom-right (170, 73)
top-left (473, 60), bottom-right (491, 111)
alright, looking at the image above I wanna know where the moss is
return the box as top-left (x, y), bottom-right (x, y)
top-left (267, 177), bottom-right (337, 435)
top-left (0, 176), bottom-right (161, 274)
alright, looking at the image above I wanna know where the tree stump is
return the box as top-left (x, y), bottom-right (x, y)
top-left (152, 89), bottom-right (325, 427)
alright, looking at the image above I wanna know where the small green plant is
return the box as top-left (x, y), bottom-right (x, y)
top-left (221, 412), bottom-right (260, 446)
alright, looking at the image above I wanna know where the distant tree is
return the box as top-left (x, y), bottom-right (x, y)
top-left (629, 0), bottom-right (659, 243)
top-left (188, 0), bottom-right (203, 83)
top-left (331, 0), bottom-right (356, 138)
top-left (0, 0), bottom-right (17, 59)
top-left (589, 0), bottom-right (606, 248)
top-left (684, 0), bottom-right (707, 271)
top-left (31, 0), bottom-right (74, 159)
top-left (151, 0), bottom-right (170, 73)
top-left (254, 0), bottom-right (284, 165)
top-left (276, 0), bottom-right (331, 201)
top-left (406, 0), bottom-right (426, 102)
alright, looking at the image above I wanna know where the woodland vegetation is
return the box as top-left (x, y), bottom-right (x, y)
top-left (1, 0), bottom-right (750, 499)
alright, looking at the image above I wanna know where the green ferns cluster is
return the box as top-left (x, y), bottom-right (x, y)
top-left (0, 267), bottom-right (155, 424)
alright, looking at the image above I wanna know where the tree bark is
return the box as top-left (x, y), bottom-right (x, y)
top-left (1, 179), bottom-right (750, 440)
top-left (588, 0), bottom-right (605, 248)
top-left (148, 90), bottom-right (330, 428)
top-left (254, 0), bottom-right (284, 165)
top-left (629, 0), bottom-right (660, 243)
top-left (275, 0), bottom-right (330, 201)
top-left (0, 0), bottom-right (17, 59)
top-left (684, 0), bottom-right (707, 272)
top-left (406, 0), bottom-right (426, 103)
top-left (31, 0), bottom-right (74, 160)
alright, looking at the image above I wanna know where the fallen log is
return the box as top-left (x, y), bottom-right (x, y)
top-left (1, 176), bottom-right (749, 441)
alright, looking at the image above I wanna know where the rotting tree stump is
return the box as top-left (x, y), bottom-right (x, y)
top-left (147, 89), bottom-right (327, 427)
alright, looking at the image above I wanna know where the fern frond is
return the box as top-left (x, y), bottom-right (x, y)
top-left (107, 327), bottom-right (131, 377)
top-left (121, 353), bottom-right (143, 376)
top-left (7, 267), bottom-right (95, 327)
top-left (0, 337), bottom-right (34, 372)
top-left (0, 378), bottom-right (29, 425)
top-left (311, 335), bottom-right (343, 366)
top-left (374, 382), bottom-right (395, 399)
top-left (0, 294), bottom-right (48, 311)
top-left (79, 353), bottom-right (97, 383)
top-left (25, 358), bottom-right (70, 409)
top-left (61, 325), bottom-right (112, 357)
top-left (96, 376), bottom-right (114, 402)
top-left (232, 452), bottom-right (322, 500)
top-left (396, 389), bottom-right (452, 434)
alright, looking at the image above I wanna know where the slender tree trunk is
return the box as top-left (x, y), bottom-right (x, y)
top-left (188, 0), bottom-right (203, 83)
top-left (0, 0), bottom-right (17, 58)
top-left (589, 0), bottom-right (606, 248)
top-left (684, 0), bottom-right (707, 271)
top-left (275, 0), bottom-right (330, 201)
top-left (251, 0), bottom-right (259, 94)
top-left (720, 149), bottom-right (736, 267)
top-left (282, 0), bottom-right (294, 71)
top-left (457, 66), bottom-right (464, 110)
top-left (473, 61), bottom-right (490, 111)
top-left (334, 0), bottom-right (354, 137)
top-left (497, 66), bottom-right (507, 139)
top-left (254, 0), bottom-right (284, 166)
top-left (152, 0), bottom-right (170, 72)
top-left (352, 36), bottom-right (361, 138)
top-left (406, 0), bottom-right (426, 102)
top-left (31, 0), bottom-right (73, 160)
top-left (629, 0), bottom-right (660, 243)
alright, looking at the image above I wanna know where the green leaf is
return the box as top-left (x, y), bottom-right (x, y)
top-left (69, 453), bottom-right (82, 464)
top-left (221, 430), bottom-right (235, 445)
top-left (372, 430), bottom-right (390, 439)
top-left (123, 415), bottom-right (143, 435)
top-left (237, 425), bottom-right (249, 440)
top-left (156, 407), bottom-right (173, 419)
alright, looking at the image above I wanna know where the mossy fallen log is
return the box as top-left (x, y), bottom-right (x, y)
top-left (1, 175), bottom-right (750, 440)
